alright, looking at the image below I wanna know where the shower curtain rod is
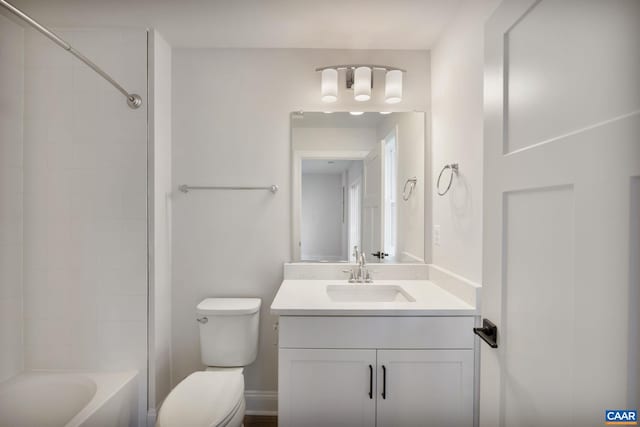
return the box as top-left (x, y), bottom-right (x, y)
top-left (0, 0), bottom-right (142, 109)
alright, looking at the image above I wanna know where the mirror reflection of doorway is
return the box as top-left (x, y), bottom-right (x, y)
top-left (300, 159), bottom-right (364, 262)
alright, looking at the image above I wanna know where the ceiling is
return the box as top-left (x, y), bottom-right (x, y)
top-left (302, 159), bottom-right (358, 175)
top-left (12, 0), bottom-right (463, 49)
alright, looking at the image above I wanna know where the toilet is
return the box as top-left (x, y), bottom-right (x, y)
top-left (156, 298), bottom-right (261, 427)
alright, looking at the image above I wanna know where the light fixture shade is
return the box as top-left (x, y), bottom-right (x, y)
top-left (321, 68), bottom-right (338, 103)
top-left (349, 111), bottom-right (364, 116)
top-left (354, 67), bottom-right (372, 102)
top-left (385, 69), bottom-right (403, 104)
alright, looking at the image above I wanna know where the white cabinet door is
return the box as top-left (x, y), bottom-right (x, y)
top-left (278, 348), bottom-right (377, 427)
top-left (376, 349), bottom-right (474, 427)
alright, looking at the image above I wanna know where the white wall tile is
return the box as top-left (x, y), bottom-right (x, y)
top-left (24, 318), bottom-right (74, 369)
top-left (0, 118), bottom-right (23, 169)
top-left (98, 321), bottom-right (147, 370)
top-left (0, 14), bottom-right (24, 382)
top-left (0, 298), bottom-right (23, 380)
top-left (21, 27), bottom-right (148, 420)
top-left (24, 28), bottom-right (73, 69)
top-left (99, 295), bottom-right (147, 322)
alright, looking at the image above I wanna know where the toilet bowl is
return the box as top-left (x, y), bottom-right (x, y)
top-left (156, 298), bottom-right (261, 427)
top-left (156, 371), bottom-right (245, 427)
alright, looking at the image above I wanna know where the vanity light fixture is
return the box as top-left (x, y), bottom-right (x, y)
top-left (320, 68), bottom-right (338, 103)
top-left (316, 65), bottom-right (405, 104)
top-left (353, 67), bottom-right (372, 101)
top-left (385, 69), bottom-right (403, 104)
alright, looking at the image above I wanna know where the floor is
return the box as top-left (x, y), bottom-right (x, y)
top-left (244, 415), bottom-right (278, 427)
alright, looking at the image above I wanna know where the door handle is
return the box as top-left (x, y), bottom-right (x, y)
top-left (368, 364), bottom-right (373, 399)
top-left (381, 365), bottom-right (386, 399)
top-left (371, 251), bottom-right (389, 259)
top-left (473, 318), bottom-right (498, 348)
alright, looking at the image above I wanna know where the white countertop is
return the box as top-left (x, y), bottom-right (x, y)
top-left (270, 279), bottom-right (477, 316)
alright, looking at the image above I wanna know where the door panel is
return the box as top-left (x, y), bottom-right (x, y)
top-left (482, 1), bottom-right (640, 426)
top-left (278, 348), bottom-right (376, 427)
top-left (503, 186), bottom-right (575, 425)
top-left (505, 0), bottom-right (640, 153)
top-left (377, 350), bottom-right (474, 427)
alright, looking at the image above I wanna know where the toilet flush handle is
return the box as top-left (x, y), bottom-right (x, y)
top-left (196, 317), bottom-right (208, 324)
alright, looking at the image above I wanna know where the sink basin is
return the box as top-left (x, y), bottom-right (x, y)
top-left (326, 284), bottom-right (416, 303)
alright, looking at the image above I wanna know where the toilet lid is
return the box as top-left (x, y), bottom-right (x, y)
top-left (157, 371), bottom-right (244, 427)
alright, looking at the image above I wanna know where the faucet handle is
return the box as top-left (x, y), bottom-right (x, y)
top-left (342, 269), bottom-right (356, 283)
top-left (363, 270), bottom-right (373, 283)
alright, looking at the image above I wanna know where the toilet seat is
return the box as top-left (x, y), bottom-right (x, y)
top-left (156, 371), bottom-right (245, 427)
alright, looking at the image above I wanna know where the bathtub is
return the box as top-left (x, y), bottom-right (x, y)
top-left (0, 371), bottom-right (138, 427)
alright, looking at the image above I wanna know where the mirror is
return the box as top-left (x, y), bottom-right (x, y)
top-left (292, 111), bottom-right (426, 263)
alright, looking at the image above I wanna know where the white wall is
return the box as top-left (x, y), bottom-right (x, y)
top-left (377, 113), bottom-right (425, 262)
top-left (148, 30), bottom-right (173, 417)
top-left (172, 48), bottom-right (429, 403)
top-left (0, 14), bottom-right (24, 382)
top-left (21, 27), bottom-right (148, 424)
top-left (430, 0), bottom-right (500, 282)
top-left (301, 173), bottom-right (344, 261)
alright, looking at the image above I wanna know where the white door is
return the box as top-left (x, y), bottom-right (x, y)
top-left (363, 143), bottom-right (384, 263)
top-left (278, 348), bottom-right (376, 427)
top-left (377, 350), bottom-right (474, 427)
top-left (482, 1), bottom-right (640, 427)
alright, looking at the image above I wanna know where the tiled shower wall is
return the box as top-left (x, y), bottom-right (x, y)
top-left (22, 27), bottom-right (148, 422)
top-left (0, 14), bottom-right (24, 383)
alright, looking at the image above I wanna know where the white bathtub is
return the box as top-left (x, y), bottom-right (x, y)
top-left (0, 371), bottom-right (138, 427)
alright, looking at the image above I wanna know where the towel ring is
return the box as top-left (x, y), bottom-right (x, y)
top-left (402, 177), bottom-right (418, 201)
top-left (437, 163), bottom-right (459, 196)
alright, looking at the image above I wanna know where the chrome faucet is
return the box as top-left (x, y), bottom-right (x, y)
top-left (357, 253), bottom-right (373, 283)
top-left (343, 246), bottom-right (373, 283)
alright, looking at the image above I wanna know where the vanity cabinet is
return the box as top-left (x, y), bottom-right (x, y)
top-left (277, 316), bottom-right (476, 427)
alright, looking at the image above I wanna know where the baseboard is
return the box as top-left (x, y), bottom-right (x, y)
top-left (244, 390), bottom-right (278, 416)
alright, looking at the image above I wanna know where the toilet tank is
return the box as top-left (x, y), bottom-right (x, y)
top-left (196, 298), bottom-right (261, 367)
